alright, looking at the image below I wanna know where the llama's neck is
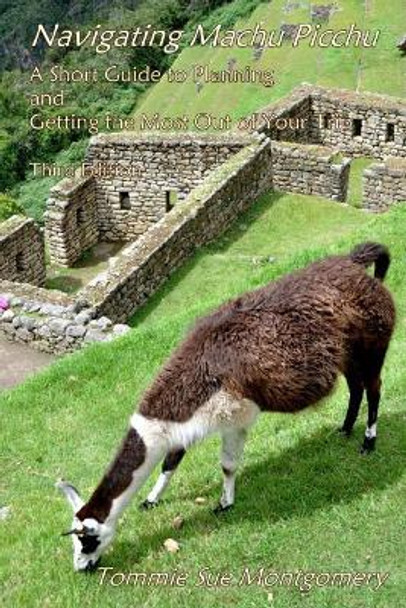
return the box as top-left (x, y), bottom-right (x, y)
top-left (77, 426), bottom-right (165, 525)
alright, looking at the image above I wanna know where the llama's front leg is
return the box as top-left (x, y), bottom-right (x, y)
top-left (214, 428), bottom-right (247, 514)
top-left (140, 448), bottom-right (186, 510)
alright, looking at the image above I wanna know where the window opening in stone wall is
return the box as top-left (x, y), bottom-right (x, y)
top-left (76, 207), bottom-right (85, 225)
top-left (120, 191), bottom-right (131, 210)
top-left (15, 252), bottom-right (24, 272)
top-left (323, 113), bottom-right (332, 129)
top-left (165, 190), bottom-right (177, 213)
top-left (386, 123), bottom-right (395, 142)
top-left (352, 118), bottom-right (362, 137)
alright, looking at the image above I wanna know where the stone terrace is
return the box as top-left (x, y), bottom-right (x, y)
top-left (1, 85), bottom-right (405, 354)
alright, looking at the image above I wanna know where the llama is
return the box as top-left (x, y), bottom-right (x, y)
top-left (58, 242), bottom-right (395, 572)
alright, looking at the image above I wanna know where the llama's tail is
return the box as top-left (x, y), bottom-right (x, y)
top-left (350, 242), bottom-right (391, 280)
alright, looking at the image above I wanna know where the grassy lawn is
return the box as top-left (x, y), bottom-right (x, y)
top-left (135, 0), bottom-right (406, 127)
top-left (1, 193), bottom-right (405, 607)
top-left (46, 241), bottom-right (128, 295)
top-left (14, 0), bottom-right (405, 226)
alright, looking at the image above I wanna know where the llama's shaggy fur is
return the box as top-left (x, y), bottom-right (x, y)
top-left (139, 242), bottom-right (395, 422)
top-left (59, 242), bottom-right (396, 571)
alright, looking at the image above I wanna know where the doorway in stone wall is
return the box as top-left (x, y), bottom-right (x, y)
top-left (346, 157), bottom-right (375, 208)
top-left (165, 190), bottom-right (178, 213)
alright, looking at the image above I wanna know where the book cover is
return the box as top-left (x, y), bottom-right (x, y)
top-left (0, 1), bottom-right (405, 606)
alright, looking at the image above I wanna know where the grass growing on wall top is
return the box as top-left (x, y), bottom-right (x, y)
top-left (1, 193), bottom-right (406, 608)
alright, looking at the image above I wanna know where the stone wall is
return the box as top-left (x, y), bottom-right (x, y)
top-left (257, 85), bottom-right (406, 160)
top-left (0, 282), bottom-right (130, 354)
top-left (0, 216), bottom-right (46, 285)
top-left (84, 133), bottom-right (249, 241)
top-left (2, 85), bottom-right (405, 356)
top-left (257, 86), bottom-right (315, 143)
top-left (363, 159), bottom-right (406, 211)
top-left (310, 87), bottom-right (406, 159)
top-left (271, 142), bottom-right (351, 201)
top-left (79, 136), bottom-right (272, 323)
top-left (45, 176), bottom-right (99, 267)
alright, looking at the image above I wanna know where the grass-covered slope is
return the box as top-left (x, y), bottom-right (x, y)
top-left (136, 0), bottom-right (406, 124)
top-left (1, 194), bottom-right (405, 607)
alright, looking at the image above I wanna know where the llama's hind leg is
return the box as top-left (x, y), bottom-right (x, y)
top-left (340, 369), bottom-right (364, 436)
top-left (361, 376), bottom-right (381, 454)
top-left (361, 346), bottom-right (388, 454)
top-left (140, 448), bottom-right (186, 509)
top-left (214, 428), bottom-right (247, 514)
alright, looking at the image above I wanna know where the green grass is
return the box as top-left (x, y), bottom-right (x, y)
top-left (1, 1), bottom-right (405, 604)
top-left (1, 193), bottom-right (406, 607)
top-left (135, 0), bottom-right (406, 126)
top-left (46, 241), bottom-right (127, 295)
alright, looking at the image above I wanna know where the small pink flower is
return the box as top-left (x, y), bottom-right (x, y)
top-left (0, 296), bottom-right (10, 311)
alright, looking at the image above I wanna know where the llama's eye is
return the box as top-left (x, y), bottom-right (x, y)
top-left (79, 535), bottom-right (101, 554)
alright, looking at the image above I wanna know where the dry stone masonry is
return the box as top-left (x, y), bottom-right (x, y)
top-left (84, 133), bottom-right (248, 242)
top-left (259, 88), bottom-right (314, 143)
top-left (258, 85), bottom-right (406, 160)
top-left (0, 281), bottom-right (130, 354)
top-left (80, 137), bottom-right (272, 323)
top-left (45, 176), bottom-right (98, 266)
top-left (311, 87), bottom-right (406, 159)
top-left (0, 216), bottom-right (46, 286)
top-left (1, 84), bottom-right (405, 355)
top-left (363, 159), bottom-right (406, 211)
top-left (271, 142), bottom-right (350, 201)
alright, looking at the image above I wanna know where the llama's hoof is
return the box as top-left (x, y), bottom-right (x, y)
top-left (213, 503), bottom-right (233, 515)
top-left (83, 558), bottom-right (101, 573)
top-left (360, 437), bottom-right (376, 455)
top-left (139, 499), bottom-right (158, 510)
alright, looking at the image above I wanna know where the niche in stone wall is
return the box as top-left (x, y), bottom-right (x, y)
top-left (352, 118), bottom-right (363, 137)
top-left (76, 206), bottom-right (85, 226)
top-left (165, 190), bottom-right (178, 213)
top-left (15, 252), bottom-right (25, 272)
top-left (119, 191), bottom-right (131, 210)
top-left (386, 123), bottom-right (395, 142)
top-left (323, 113), bottom-right (332, 129)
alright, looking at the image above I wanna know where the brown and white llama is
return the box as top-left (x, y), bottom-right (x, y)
top-left (58, 242), bottom-right (395, 571)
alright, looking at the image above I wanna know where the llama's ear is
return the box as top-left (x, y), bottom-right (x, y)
top-left (56, 479), bottom-right (84, 511)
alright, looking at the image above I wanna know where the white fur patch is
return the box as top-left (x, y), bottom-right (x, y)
top-left (365, 423), bottom-right (377, 439)
top-left (130, 390), bottom-right (260, 452)
top-left (107, 442), bottom-right (166, 523)
top-left (147, 471), bottom-right (174, 504)
top-left (103, 392), bottom-right (259, 526)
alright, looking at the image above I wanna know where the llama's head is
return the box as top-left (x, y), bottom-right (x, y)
top-left (57, 480), bottom-right (115, 572)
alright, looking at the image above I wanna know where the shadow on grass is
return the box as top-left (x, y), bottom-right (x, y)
top-left (110, 412), bottom-right (405, 568)
top-left (129, 193), bottom-right (283, 327)
top-left (46, 241), bottom-right (128, 295)
top-left (74, 241), bottom-right (127, 268)
top-left (46, 275), bottom-right (84, 293)
top-left (205, 191), bottom-right (284, 255)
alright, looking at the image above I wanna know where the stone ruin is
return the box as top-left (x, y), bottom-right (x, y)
top-left (0, 217), bottom-right (46, 286)
top-left (363, 158), bottom-right (406, 212)
top-left (310, 4), bottom-right (337, 23)
top-left (280, 23), bottom-right (301, 41)
top-left (45, 134), bottom-right (246, 267)
top-left (1, 85), bottom-right (405, 354)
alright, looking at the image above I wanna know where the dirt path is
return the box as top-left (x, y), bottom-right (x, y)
top-left (0, 338), bottom-right (55, 390)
